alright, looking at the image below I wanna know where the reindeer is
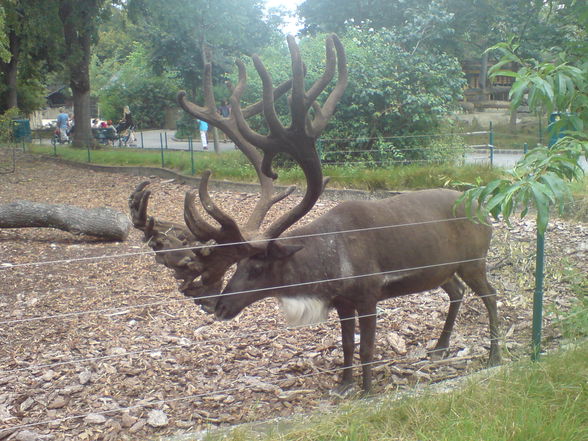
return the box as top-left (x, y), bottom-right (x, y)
top-left (129, 34), bottom-right (500, 394)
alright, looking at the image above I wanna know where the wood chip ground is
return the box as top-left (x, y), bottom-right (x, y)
top-left (1, 155), bottom-right (586, 440)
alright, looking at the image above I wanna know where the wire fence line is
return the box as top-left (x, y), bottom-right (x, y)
top-left (318, 144), bottom-right (493, 155)
top-left (1, 292), bottom-right (503, 378)
top-left (0, 311), bottom-right (379, 376)
top-left (2, 349), bottom-right (491, 433)
top-left (1, 201), bottom-right (500, 433)
top-left (1, 217), bottom-right (472, 271)
top-left (317, 131), bottom-right (491, 142)
top-left (28, 127), bottom-right (505, 170)
top-left (0, 256), bottom-right (490, 328)
top-left (1, 218), bottom-right (492, 327)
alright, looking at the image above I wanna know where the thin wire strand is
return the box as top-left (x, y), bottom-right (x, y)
top-left (0, 294), bottom-right (501, 377)
top-left (0, 256), bottom-right (489, 327)
top-left (0, 217), bottom-right (471, 270)
top-left (1, 310), bottom-right (382, 375)
top-left (2, 350), bottom-right (491, 432)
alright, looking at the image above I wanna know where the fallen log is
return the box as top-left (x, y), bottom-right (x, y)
top-left (0, 200), bottom-right (132, 241)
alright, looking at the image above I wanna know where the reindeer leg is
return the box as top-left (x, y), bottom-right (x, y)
top-left (430, 275), bottom-right (465, 361)
top-left (357, 302), bottom-right (378, 393)
top-left (459, 264), bottom-right (501, 367)
top-left (331, 298), bottom-right (357, 397)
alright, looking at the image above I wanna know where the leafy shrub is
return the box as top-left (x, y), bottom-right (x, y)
top-left (97, 43), bottom-right (181, 129)
top-left (0, 107), bottom-right (23, 142)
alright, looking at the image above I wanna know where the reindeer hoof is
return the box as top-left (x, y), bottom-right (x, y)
top-left (330, 383), bottom-right (357, 399)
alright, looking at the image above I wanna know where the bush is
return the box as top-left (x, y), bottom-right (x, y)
top-left (97, 43), bottom-right (181, 129)
top-left (0, 107), bottom-right (23, 142)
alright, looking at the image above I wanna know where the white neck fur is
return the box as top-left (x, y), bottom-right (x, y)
top-left (279, 296), bottom-right (329, 326)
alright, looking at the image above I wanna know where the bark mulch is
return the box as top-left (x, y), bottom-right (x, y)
top-left (1, 155), bottom-right (586, 440)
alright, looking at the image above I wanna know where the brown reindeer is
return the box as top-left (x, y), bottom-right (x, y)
top-left (129, 35), bottom-right (500, 394)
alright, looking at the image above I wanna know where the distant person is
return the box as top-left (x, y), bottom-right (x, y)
top-left (116, 106), bottom-right (134, 132)
top-left (106, 120), bottom-right (116, 145)
top-left (198, 119), bottom-right (208, 150)
top-left (56, 108), bottom-right (69, 142)
top-left (116, 106), bottom-right (136, 145)
top-left (66, 114), bottom-right (75, 136)
top-left (92, 118), bottom-right (100, 128)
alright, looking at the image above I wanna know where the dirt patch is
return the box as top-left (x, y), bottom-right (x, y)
top-left (1, 155), bottom-right (586, 440)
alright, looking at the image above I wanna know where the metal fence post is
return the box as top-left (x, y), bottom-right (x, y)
top-left (189, 136), bottom-right (195, 175)
top-left (524, 142), bottom-right (528, 154)
top-left (159, 133), bottom-right (165, 167)
top-left (489, 122), bottom-right (494, 167)
top-left (140, 131), bottom-right (144, 149)
top-left (165, 132), bottom-right (168, 150)
top-left (532, 230), bottom-right (546, 361)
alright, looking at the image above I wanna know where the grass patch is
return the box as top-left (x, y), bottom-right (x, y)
top-left (564, 177), bottom-right (588, 222)
top-left (551, 264), bottom-right (588, 341)
top-left (206, 341), bottom-right (588, 441)
top-left (28, 144), bottom-right (504, 192)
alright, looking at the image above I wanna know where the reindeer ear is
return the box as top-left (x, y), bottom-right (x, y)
top-left (266, 242), bottom-right (303, 259)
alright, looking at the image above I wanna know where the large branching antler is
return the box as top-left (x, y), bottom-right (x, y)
top-left (177, 60), bottom-right (295, 233)
top-left (129, 34), bottom-right (347, 310)
top-left (179, 34), bottom-right (347, 241)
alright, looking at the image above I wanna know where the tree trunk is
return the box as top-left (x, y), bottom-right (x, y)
top-left (479, 51), bottom-right (489, 92)
top-left (510, 108), bottom-right (518, 129)
top-left (71, 86), bottom-right (94, 147)
top-left (59, 0), bottom-right (96, 149)
top-left (0, 201), bottom-right (132, 241)
top-left (0, 30), bottom-right (20, 110)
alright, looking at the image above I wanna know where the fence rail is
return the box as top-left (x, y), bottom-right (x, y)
top-left (21, 123), bottom-right (522, 170)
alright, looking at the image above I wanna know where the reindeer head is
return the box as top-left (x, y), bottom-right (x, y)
top-left (129, 35), bottom-right (347, 313)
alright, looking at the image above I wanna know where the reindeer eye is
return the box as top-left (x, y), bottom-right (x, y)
top-left (248, 262), bottom-right (265, 279)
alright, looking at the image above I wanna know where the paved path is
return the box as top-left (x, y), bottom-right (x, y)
top-left (135, 130), bottom-right (525, 166)
top-left (135, 130), bottom-right (237, 152)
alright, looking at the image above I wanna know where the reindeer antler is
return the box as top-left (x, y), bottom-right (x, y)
top-left (129, 34), bottom-right (347, 309)
top-left (180, 34), bottom-right (347, 240)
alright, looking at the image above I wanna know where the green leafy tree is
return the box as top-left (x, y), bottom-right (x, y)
top-left (460, 41), bottom-right (587, 233)
top-left (457, 38), bottom-right (587, 359)
top-left (225, 30), bottom-right (465, 163)
top-left (0, 0), bottom-right (62, 113)
top-left (56, 0), bottom-right (117, 147)
top-left (128, 0), bottom-right (278, 97)
top-left (0, 6), bottom-right (10, 62)
top-left (299, 0), bottom-right (577, 95)
top-left (97, 43), bottom-right (181, 128)
top-left (298, 0), bottom-right (432, 34)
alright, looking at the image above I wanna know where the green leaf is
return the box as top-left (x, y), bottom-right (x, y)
top-left (531, 184), bottom-right (551, 235)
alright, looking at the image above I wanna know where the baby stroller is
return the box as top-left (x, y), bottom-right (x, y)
top-left (52, 128), bottom-right (70, 145)
top-left (115, 120), bottom-right (136, 147)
